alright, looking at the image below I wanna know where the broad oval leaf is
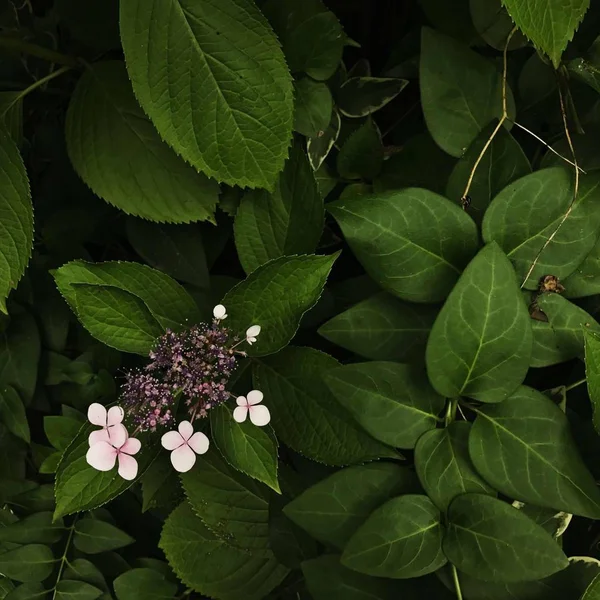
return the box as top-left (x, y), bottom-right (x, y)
top-left (415, 421), bottom-right (495, 512)
top-left (337, 77), bottom-right (408, 118)
top-left (564, 236), bottom-right (600, 298)
top-left (0, 385), bottom-right (29, 443)
top-left (0, 512), bottom-right (64, 545)
top-left (65, 61), bottom-right (219, 223)
top-left (586, 331), bottom-right (600, 436)
top-left (4, 583), bottom-right (47, 599)
top-left (160, 502), bottom-right (288, 600)
top-left (0, 127), bottom-right (32, 313)
top-left (0, 544), bottom-right (55, 582)
top-left (293, 78), bottom-right (333, 137)
top-left (113, 568), bottom-right (178, 600)
top-left (341, 494), bottom-right (447, 579)
top-left (329, 189), bottom-right (478, 303)
top-left (55, 580), bottom-right (103, 600)
top-left (120, 0), bottom-right (293, 190)
top-left (254, 346), bottom-right (398, 465)
top-left (74, 518), bottom-right (134, 554)
top-left (426, 242), bottom-right (532, 403)
top-left (444, 494), bottom-right (568, 582)
top-left (469, 386), bottom-right (600, 518)
top-left (482, 169), bottom-right (600, 289)
top-left (284, 463), bottom-right (419, 549)
top-left (324, 362), bottom-right (445, 448)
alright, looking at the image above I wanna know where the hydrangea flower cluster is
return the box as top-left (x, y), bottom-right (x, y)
top-left (86, 305), bottom-right (270, 477)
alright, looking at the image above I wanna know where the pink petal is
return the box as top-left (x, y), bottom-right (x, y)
top-left (235, 395), bottom-right (248, 407)
top-left (249, 404), bottom-right (271, 427)
top-left (117, 453), bottom-right (138, 480)
top-left (121, 437), bottom-right (141, 456)
top-left (233, 406), bottom-right (248, 423)
top-left (170, 444), bottom-right (197, 473)
top-left (188, 432), bottom-right (209, 455)
top-left (178, 421), bottom-right (194, 441)
top-left (107, 406), bottom-right (124, 426)
top-left (86, 442), bottom-right (117, 471)
top-left (108, 424), bottom-right (128, 448)
top-left (162, 430), bottom-right (184, 451)
top-left (88, 429), bottom-right (110, 447)
top-left (247, 390), bottom-right (264, 405)
top-left (87, 403), bottom-right (107, 426)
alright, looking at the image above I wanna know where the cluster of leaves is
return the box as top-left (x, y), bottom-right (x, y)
top-left (3, 0), bottom-right (600, 599)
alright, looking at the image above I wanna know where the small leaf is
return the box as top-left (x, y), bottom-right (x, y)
top-left (120, 0), bottom-right (293, 190)
top-left (65, 61), bottom-right (219, 224)
top-left (415, 421), bottom-right (495, 512)
top-left (341, 495), bottom-right (447, 579)
top-left (324, 362), bottom-right (445, 448)
top-left (55, 580), bottom-right (103, 600)
top-left (113, 568), bottom-right (178, 600)
top-left (469, 386), bottom-right (600, 518)
top-left (307, 109), bottom-right (341, 171)
top-left (64, 558), bottom-right (110, 593)
top-left (254, 346), bottom-right (398, 465)
top-left (336, 119), bottom-right (383, 180)
top-left (0, 385), bottom-right (29, 443)
top-left (210, 404), bottom-right (279, 493)
top-left (0, 512), bottom-right (64, 544)
top-left (44, 416), bottom-right (82, 452)
top-left (284, 463), bottom-right (419, 549)
top-left (337, 77), bottom-right (408, 118)
top-left (74, 518), bottom-right (134, 554)
top-left (586, 331), bottom-right (600, 436)
top-left (444, 494), bottom-right (569, 582)
top-left (426, 242), bottom-right (532, 402)
top-left (0, 544), bottom-right (55, 582)
top-left (293, 78), bottom-right (333, 137)
top-left (329, 189), bottom-right (478, 303)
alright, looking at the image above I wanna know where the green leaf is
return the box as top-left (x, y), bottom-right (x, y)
top-left (4, 583), bottom-right (47, 600)
top-left (181, 449), bottom-right (271, 554)
top-left (0, 386), bottom-right (28, 443)
top-left (501, 0), bottom-right (590, 68)
top-left (420, 27), bottom-right (514, 157)
top-left (482, 169), bottom-right (600, 289)
top-left (569, 58), bottom-right (600, 93)
top-left (210, 404), bottom-right (279, 493)
top-left (65, 61), bottom-right (219, 224)
top-left (0, 128), bottom-right (32, 313)
top-left (426, 242), bottom-right (532, 403)
top-left (469, 386), bottom-right (600, 518)
top-left (222, 254), bottom-right (338, 357)
top-left (140, 453), bottom-right (182, 513)
top-left (586, 331), bottom-right (600, 436)
top-left (55, 580), bottom-right (103, 600)
top-left (318, 292), bottom-right (439, 362)
top-left (444, 494), bottom-right (569, 582)
top-left (293, 78), bottom-right (333, 137)
top-left (329, 189), bottom-right (478, 303)
top-left (113, 568), bottom-right (178, 600)
top-left (126, 220), bottom-right (209, 288)
top-left (74, 518), bottom-right (134, 554)
top-left (564, 236), bottom-right (600, 298)
top-left (341, 494), bottom-right (447, 579)
top-left (337, 77), bottom-right (408, 118)
top-left (160, 502), bottom-right (288, 600)
top-left (254, 346), bottom-right (398, 465)
top-left (531, 293), bottom-right (600, 367)
top-left (307, 109), bottom-right (341, 171)
top-left (470, 0), bottom-right (528, 50)
top-left (512, 501), bottom-right (572, 539)
top-left (64, 558), bottom-right (110, 593)
top-left (336, 119), bottom-right (383, 180)
top-left (120, 0), bottom-right (293, 190)
top-left (583, 573), bottom-right (600, 600)
top-left (324, 362), bottom-right (444, 448)
top-left (0, 92), bottom-right (23, 145)
top-left (44, 416), bottom-right (81, 452)
top-left (415, 421), bottom-right (495, 512)
top-left (261, 0), bottom-right (344, 81)
top-left (284, 463), bottom-right (419, 549)
top-left (446, 124), bottom-right (531, 222)
top-left (0, 545), bottom-right (55, 582)
top-left (234, 143), bottom-right (324, 275)
top-left (0, 512), bottom-right (64, 544)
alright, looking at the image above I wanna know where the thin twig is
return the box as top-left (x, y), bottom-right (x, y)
top-left (51, 516), bottom-right (78, 599)
top-left (565, 377), bottom-right (587, 392)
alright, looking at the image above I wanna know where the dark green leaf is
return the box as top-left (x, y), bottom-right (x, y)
top-left (512, 501), bottom-right (572, 539)
top-left (293, 78), bottom-right (333, 137)
top-left (0, 512), bottom-right (64, 544)
top-left (426, 242), bottom-right (532, 402)
top-left (586, 331), bottom-right (600, 436)
top-left (74, 518), bottom-right (134, 554)
top-left (0, 386), bottom-right (28, 443)
top-left (336, 119), bottom-right (383, 180)
top-left (583, 573), bottom-right (600, 599)
top-left (113, 568), bottom-right (178, 600)
top-left (470, 0), bottom-right (528, 50)
top-left (308, 109), bottom-right (341, 171)
top-left (337, 77), bottom-right (408, 118)
top-left (0, 544), bottom-right (55, 582)
top-left (4, 583), bottom-right (47, 600)
top-left (64, 558), bottom-right (109, 593)
top-left (55, 580), bottom-right (103, 600)
top-left (569, 58), bottom-right (600, 94)
top-left (564, 236), bottom-right (600, 298)
top-left (140, 453), bottom-right (182, 513)
top-left (44, 416), bottom-right (81, 452)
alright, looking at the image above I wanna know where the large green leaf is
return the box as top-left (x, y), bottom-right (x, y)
top-left (4, 583), bottom-right (47, 599)
top-left (324, 362), bottom-right (444, 449)
top-left (73, 518), bottom-right (134, 554)
top-left (415, 421), bottom-right (495, 512)
top-left (501, 0), bottom-right (590, 68)
top-left (0, 545), bottom-right (55, 582)
top-left (420, 27), bottom-right (514, 157)
top-left (318, 292), bottom-right (439, 362)
top-left (65, 61), bottom-right (219, 223)
top-left (469, 386), bottom-right (600, 518)
top-left (284, 463), bottom-right (419, 549)
top-left (0, 385), bottom-right (29, 443)
top-left (181, 449), bottom-right (271, 554)
top-left (113, 568), bottom-right (178, 600)
top-left (531, 292), bottom-right (600, 367)
top-left (160, 502), bottom-right (288, 600)
top-left (222, 254), bottom-right (338, 357)
top-left (54, 580), bottom-right (103, 600)
top-left (341, 494), bottom-right (447, 579)
top-left (234, 143), bottom-right (324, 275)
top-left (426, 242), bottom-right (532, 403)
top-left (0, 127), bottom-right (32, 313)
top-left (293, 78), bottom-right (333, 137)
top-left (120, 0), bottom-right (293, 190)
top-left (444, 494), bottom-right (568, 582)
top-left (564, 236), bottom-right (600, 298)
top-left (0, 512), bottom-right (64, 545)
top-left (482, 169), bottom-right (600, 289)
top-left (329, 189), bottom-right (478, 303)
top-left (586, 331), bottom-right (600, 436)
top-left (254, 347), bottom-right (398, 465)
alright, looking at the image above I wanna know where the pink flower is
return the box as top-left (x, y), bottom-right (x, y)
top-left (233, 390), bottom-right (270, 426)
top-left (86, 435), bottom-right (141, 481)
top-left (161, 421), bottom-right (209, 473)
top-left (87, 403), bottom-right (128, 447)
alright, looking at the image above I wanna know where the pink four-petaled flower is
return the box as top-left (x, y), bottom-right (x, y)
top-left (233, 390), bottom-right (270, 426)
top-left (86, 433), bottom-right (141, 481)
top-left (161, 421), bottom-right (209, 473)
top-left (87, 403), bottom-right (128, 447)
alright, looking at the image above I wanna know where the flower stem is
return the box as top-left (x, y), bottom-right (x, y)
top-left (14, 64), bottom-right (72, 102)
top-left (52, 515), bottom-right (78, 599)
top-left (565, 377), bottom-right (587, 392)
top-left (452, 564), bottom-right (463, 600)
top-left (0, 36), bottom-right (80, 67)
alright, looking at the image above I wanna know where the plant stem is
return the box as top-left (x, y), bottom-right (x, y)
top-left (452, 564), bottom-right (464, 600)
top-left (52, 516), bottom-right (78, 599)
top-left (14, 64), bottom-right (72, 102)
top-left (565, 377), bottom-right (587, 392)
top-left (0, 36), bottom-right (80, 67)
top-left (444, 398), bottom-right (458, 426)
